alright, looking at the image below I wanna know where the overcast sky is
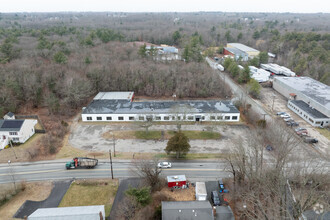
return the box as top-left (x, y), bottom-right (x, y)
top-left (0, 0), bottom-right (329, 13)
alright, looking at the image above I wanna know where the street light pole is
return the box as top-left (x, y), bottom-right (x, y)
top-left (112, 134), bottom-right (116, 157)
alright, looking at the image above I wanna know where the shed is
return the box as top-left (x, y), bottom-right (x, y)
top-left (3, 112), bottom-right (15, 120)
top-left (195, 182), bottom-right (207, 201)
top-left (167, 175), bottom-right (186, 188)
top-left (28, 205), bottom-right (105, 220)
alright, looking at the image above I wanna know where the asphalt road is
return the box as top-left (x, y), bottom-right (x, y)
top-left (0, 160), bottom-right (231, 184)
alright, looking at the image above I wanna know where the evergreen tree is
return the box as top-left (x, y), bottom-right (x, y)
top-left (165, 132), bottom-right (190, 158)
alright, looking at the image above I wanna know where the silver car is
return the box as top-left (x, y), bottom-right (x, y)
top-left (157, 162), bottom-right (172, 168)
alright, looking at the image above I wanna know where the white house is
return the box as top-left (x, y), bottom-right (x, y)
top-left (0, 119), bottom-right (37, 149)
top-left (81, 92), bottom-right (240, 123)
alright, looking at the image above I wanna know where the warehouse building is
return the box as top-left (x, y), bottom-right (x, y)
top-left (82, 92), bottom-right (240, 122)
top-left (273, 77), bottom-right (330, 127)
top-left (288, 100), bottom-right (329, 127)
top-left (226, 43), bottom-right (260, 58)
top-left (223, 47), bottom-right (249, 61)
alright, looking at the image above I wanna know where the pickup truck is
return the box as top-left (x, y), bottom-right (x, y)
top-left (66, 157), bottom-right (98, 169)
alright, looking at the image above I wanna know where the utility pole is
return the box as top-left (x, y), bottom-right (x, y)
top-left (9, 139), bottom-right (17, 159)
top-left (112, 134), bottom-right (116, 157)
top-left (272, 94), bottom-right (276, 112)
top-left (109, 150), bottom-right (114, 179)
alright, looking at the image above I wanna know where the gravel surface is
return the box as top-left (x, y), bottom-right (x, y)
top-left (69, 123), bottom-right (250, 154)
top-left (14, 180), bottom-right (72, 218)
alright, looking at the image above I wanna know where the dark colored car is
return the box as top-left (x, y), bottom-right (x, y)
top-left (211, 191), bottom-right (221, 206)
top-left (304, 137), bottom-right (318, 144)
top-left (266, 145), bottom-right (273, 151)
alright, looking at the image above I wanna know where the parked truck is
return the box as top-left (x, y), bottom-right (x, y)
top-left (66, 157), bottom-right (98, 169)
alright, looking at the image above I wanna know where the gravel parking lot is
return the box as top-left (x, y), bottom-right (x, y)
top-left (69, 123), bottom-right (260, 155)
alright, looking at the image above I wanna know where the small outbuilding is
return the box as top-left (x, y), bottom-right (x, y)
top-left (28, 205), bottom-right (105, 220)
top-left (195, 182), bottom-right (207, 201)
top-left (162, 201), bottom-right (214, 220)
top-left (167, 175), bottom-right (187, 188)
top-left (3, 112), bottom-right (15, 120)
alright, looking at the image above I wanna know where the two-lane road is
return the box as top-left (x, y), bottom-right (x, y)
top-left (0, 160), bottom-right (231, 184)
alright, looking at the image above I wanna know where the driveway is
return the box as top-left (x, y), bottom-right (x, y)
top-left (14, 180), bottom-right (72, 218)
top-left (69, 123), bottom-right (251, 154)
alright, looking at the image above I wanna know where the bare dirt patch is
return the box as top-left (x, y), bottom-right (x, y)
top-left (158, 184), bottom-right (196, 201)
top-left (0, 182), bottom-right (52, 219)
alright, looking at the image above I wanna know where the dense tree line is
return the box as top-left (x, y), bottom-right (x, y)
top-left (0, 40), bottom-right (229, 116)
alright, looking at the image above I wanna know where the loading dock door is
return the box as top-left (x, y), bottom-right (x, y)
top-left (195, 115), bottom-right (201, 122)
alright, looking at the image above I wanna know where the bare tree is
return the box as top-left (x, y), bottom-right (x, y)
top-left (132, 158), bottom-right (163, 192)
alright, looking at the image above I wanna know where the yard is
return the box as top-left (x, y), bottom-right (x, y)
top-left (59, 179), bottom-right (119, 217)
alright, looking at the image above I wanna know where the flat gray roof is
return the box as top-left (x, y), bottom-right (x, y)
top-left (275, 77), bottom-right (330, 109)
top-left (215, 206), bottom-right (235, 220)
top-left (227, 43), bottom-right (259, 53)
top-left (289, 100), bottom-right (328, 119)
top-left (162, 201), bottom-right (213, 220)
top-left (28, 205), bottom-right (104, 219)
top-left (0, 120), bottom-right (24, 132)
top-left (82, 100), bottom-right (239, 115)
top-left (93, 92), bottom-right (134, 101)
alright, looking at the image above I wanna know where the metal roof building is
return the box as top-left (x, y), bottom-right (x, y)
top-left (162, 201), bottom-right (213, 220)
top-left (227, 43), bottom-right (260, 57)
top-left (223, 47), bottom-right (249, 61)
top-left (28, 205), bottom-right (105, 220)
top-left (273, 77), bottom-right (330, 117)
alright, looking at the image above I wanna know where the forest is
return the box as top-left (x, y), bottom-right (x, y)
top-left (0, 12), bottom-right (329, 116)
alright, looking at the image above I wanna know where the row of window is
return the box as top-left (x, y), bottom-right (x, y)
top-left (9, 132), bottom-right (18, 136)
top-left (288, 102), bottom-right (327, 125)
top-left (86, 115), bottom-right (238, 121)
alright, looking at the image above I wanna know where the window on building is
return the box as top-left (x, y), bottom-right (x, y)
top-left (225, 116), bottom-right (230, 120)
top-left (139, 116), bottom-right (144, 121)
top-left (177, 116), bottom-right (181, 120)
top-left (217, 116), bottom-right (223, 120)
top-left (172, 116), bottom-right (175, 120)
top-left (9, 132), bottom-right (18, 136)
top-left (164, 116), bottom-right (170, 120)
top-left (12, 137), bottom-right (19, 141)
top-left (210, 116), bottom-right (216, 120)
top-left (118, 117), bottom-right (124, 120)
top-left (106, 117), bottom-right (112, 120)
top-left (155, 116), bottom-right (161, 120)
top-left (129, 117), bottom-right (135, 121)
top-left (309, 118), bottom-right (314, 123)
top-left (97, 117), bottom-right (102, 121)
top-left (315, 121), bottom-right (321, 124)
top-left (87, 117), bottom-right (92, 121)
top-left (187, 116), bottom-right (193, 120)
top-left (232, 116), bottom-right (238, 120)
top-left (202, 116), bottom-right (205, 120)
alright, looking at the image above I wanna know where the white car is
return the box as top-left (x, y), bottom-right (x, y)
top-left (280, 114), bottom-right (291, 118)
top-left (157, 162), bottom-right (172, 168)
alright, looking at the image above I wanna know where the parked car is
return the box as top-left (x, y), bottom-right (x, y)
top-left (304, 137), bottom-right (318, 144)
top-left (266, 145), bottom-right (273, 151)
top-left (284, 117), bottom-right (293, 122)
top-left (211, 191), bottom-right (221, 206)
top-left (276, 112), bottom-right (286, 115)
top-left (295, 127), bottom-right (307, 132)
top-left (157, 162), bottom-right (172, 168)
top-left (280, 114), bottom-right (291, 118)
top-left (218, 179), bottom-right (229, 193)
top-left (296, 130), bottom-right (308, 135)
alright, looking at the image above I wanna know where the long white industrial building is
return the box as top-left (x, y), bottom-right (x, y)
top-left (82, 92), bottom-right (240, 122)
top-left (273, 77), bottom-right (330, 127)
